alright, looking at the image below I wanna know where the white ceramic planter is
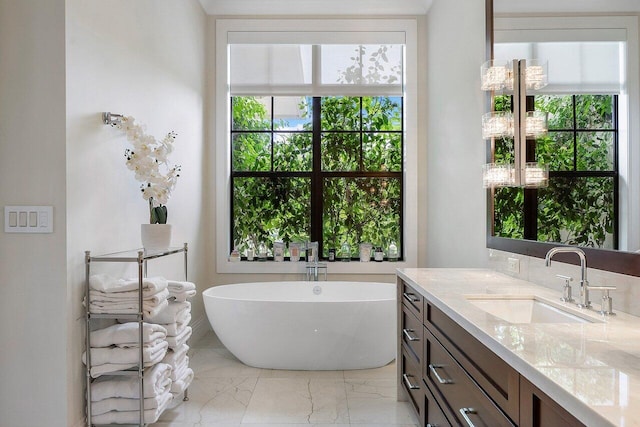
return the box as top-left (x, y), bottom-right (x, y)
top-left (141, 224), bottom-right (172, 251)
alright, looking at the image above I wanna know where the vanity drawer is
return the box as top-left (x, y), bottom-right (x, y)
top-left (423, 326), bottom-right (515, 427)
top-left (402, 304), bottom-right (423, 364)
top-left (401, 347), bottom-right (424, 424)
top-left (401, 281), bottom-right (423, 320)
top-left (423, 384), bottom-right (452, 427)
top-left (425, 302), bottom-right (519, 421)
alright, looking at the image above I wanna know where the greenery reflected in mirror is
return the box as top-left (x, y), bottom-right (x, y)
top-left (492, 94), bottom-right (616, 248)
top-left (487, 0), bottom-right (640, 276)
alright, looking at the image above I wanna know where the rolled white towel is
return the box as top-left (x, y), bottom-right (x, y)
top-left (84, 340), bottom-right (168, 366)
top-left (91, 392), bottom-right (170, 416)
top-left (170, 367), bottom-right (194, 395)
top-left (147, 301), bottom-right (190, 324)
top-left (170, 289), bottom-right (196, 302)
top-left (90, 322), bottom-right (167, 348)
top-left (90, 363), bottom-right (172, 401)
top-left (91, 390), bottom-right (172, 425)
top-left (90, 274), bottom-right (168, 294)
top-left (162, 344), bottom-right (189, 367)
top-left (167, 280), bottom-right (196, 292)
top-left (162, 313), bottom-right (191, 337)
top-left (166, 326), bottom-right (192, 349)
top-left (170, 356), bottom-right (189, 382)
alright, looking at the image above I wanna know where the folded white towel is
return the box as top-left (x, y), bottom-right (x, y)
top-left (167, 280), bottom-right (196, 292)
top-left (163, 313), bottom-right (191, 337)
top-left (89, 288), bottom-right (169, 304)
top-left (170, 367), bottom-right (194, 396)
top-left (84, 340), bottom-right (168, 367)
top-left (170, 356), bottom-right (189, 382)
top-left (84, 342), bottom-right (168, 378)
top-left (170, 289), bottom-right (197, 302)
top-left (162, 344), bottom-right (189, 367)
top-left (91, 392), bottom-right (170, 416)
top-left (91, 322), bottom-right (167, 348)
top-left (90, 363), bottom-right (172, 401)
top-left (91, 390), bottom-right (172, 424)
top-left (166, 326), bottom-right (192, 349)
top-left (90, 274), bottom-right (168, 294)
top-left (89, 295), bottom-right (169, 318)
top-left (147, 301), bottom-right (190, 324)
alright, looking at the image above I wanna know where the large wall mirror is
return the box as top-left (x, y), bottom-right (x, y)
top-left (486, 0), bottom-right (640, 276)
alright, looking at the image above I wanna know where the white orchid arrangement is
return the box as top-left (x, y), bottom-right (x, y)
top-left (116, 116), bottom-right (181, 224)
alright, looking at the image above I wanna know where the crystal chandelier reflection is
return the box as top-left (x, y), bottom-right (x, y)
top-left (481, 59), bottom-right (549, 188)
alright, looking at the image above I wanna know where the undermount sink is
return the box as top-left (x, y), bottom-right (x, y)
top-left (465, 295), bottom-right (602, 324)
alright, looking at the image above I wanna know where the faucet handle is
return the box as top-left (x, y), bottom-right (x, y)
top-left (588, 285), bottom-right (616, 316)
top-left (555, 274), bottom-right (574, 303)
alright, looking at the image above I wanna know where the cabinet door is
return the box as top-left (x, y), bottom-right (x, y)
top-left (402, 303), bottom-right (423, 364)
top-left (401, 347), bottom-right (425, 425)
top-left (520, 377), bottom-right (586, 427)
top-left (401, 280), bottom-right (423, 320)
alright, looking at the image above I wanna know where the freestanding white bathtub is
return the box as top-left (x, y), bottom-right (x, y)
top-left (203, 281), bottom-right (396, 370)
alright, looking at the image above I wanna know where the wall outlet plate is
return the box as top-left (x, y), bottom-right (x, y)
top-left (4, 206), bottom-right (53, 233)
top-left (507, 257), bottom-right (520, 274)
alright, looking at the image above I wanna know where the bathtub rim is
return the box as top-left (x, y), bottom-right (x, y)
top-left (202, 281), bottom-right (396, 303)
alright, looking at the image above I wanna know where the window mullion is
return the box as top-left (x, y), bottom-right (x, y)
top-left (310, 97), bottom-right (323, 251)
top-left (271, 97), bottom-right (275, 172)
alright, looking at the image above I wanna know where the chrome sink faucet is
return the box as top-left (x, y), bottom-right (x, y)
top-left (545, 247), bottom-right (591, 309)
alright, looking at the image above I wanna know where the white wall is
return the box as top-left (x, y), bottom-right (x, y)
top-left (0, 1), bottom-right (207, 426)
top-left (0, 0), bottom-right (68, 425)
top-left (424, 0), bottom-right (488, 267)
top-left (66, 1), bottom-right (207, 424)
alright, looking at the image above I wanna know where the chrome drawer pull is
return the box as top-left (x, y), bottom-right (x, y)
top-left (429, 364), bottom-right (453, 384)
top-left (459, 407), bottom-right (478, 427)
top-left (426, 424), bottom-right (439, 427)
top-left (403, 292), bottom-right (420, 303)
top-left (403, 328), bottom-right (420, 342)
top-left (402, 373), bottom-right (420, 390)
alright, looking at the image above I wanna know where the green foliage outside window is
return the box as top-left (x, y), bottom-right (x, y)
top-left (231, 96), bottom-right (403, 258)
top-left (493, 94), bottom-right (616, 248)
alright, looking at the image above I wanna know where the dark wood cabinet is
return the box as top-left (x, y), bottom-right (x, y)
top-left (423, 383), bottom-right (451, 427)
top-left (425, 301), bottom-right (520, 423)
top-left (520, 377), bottom-right (585, 427)
top-left (424, 326), bottom-right (515, 426)
top-left (398, 279), bottom-right (587, 427)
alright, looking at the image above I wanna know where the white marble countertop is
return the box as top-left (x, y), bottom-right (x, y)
top-left (397, 268), bottom-right (640, 427)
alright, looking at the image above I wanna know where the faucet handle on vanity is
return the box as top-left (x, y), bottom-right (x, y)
top-left (587, 285), bottom-right (617, 316)
top-left (555, 274), bottom-right (574, 303)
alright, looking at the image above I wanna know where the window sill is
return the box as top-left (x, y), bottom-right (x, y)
top-left (216, 259), bottom-right (415, 275)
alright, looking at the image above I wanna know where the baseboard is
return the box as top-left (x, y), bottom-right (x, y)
top-left (72, 415), bottom-right (86, 427)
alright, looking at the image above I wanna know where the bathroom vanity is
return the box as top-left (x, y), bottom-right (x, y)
top-left (397, 268), bottom-right (640, 427)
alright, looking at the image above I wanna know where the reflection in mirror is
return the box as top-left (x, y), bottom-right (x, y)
top-left (487, 0), bottom-right (640, 276)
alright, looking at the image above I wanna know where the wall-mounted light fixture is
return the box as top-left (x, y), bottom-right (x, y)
top-left (481, 59), bottom-right (549, 188)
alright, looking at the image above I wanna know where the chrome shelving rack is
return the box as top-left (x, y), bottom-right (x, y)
top-left (84, 243), bottom-right (188, 427)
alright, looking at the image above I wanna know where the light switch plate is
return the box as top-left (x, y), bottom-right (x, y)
top-left (4, 206), bottom-right (53, 233)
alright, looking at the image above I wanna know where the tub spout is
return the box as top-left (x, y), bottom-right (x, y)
top-left (306, 262), bottom-right (327, 281)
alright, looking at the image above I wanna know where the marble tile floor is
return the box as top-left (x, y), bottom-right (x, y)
top-left (151, 332), bottom-right (419, 427)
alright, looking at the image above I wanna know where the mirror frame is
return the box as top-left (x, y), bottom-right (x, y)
top-left (484, 0), bottom-right (640, 277)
